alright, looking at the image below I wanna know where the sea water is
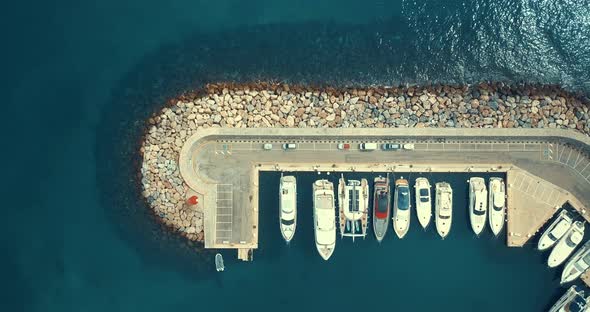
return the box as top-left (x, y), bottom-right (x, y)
top-left (5, 0), bottom-right (590, 311)
top-left (255, 172), bottom-right (558, 311)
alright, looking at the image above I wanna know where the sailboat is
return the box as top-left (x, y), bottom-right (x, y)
top-left (338, 175), bottom-right (369, 241)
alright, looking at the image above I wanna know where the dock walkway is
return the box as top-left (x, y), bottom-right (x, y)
top-left (179, 128), bottom-right (590, 257)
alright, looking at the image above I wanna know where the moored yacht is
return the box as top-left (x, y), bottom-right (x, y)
top-left (561, 240), bottom-right (590, 284)
top-left (279, 175), bottom-right (297, 243)
top-left (373, 175), bottom-right (390, 242)
top-left (313, 179), bottom-right (336, 260)
top-left (549, 285), bottom-right (589, 312)
top-left (469, 177), bottom-right (488, 236)
top-left (538, 210), bottom-right (574, 251)
top-left (435, 182), bottom-right (453, 239)
top-left (393, 177), bottom-right (411, 238)
top-left (415, 177), bottom-right (432, 229)
top-left (549, 221), bottom-right (585, 268)
top-left (488, 177), bottom-right (506, 236)
top-left (338, 175), bottom-right (369, 241)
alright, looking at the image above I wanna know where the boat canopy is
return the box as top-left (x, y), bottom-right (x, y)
top-left (377, 192), bottom-right (389, 213)
top-left (397, 187), bottom-right (410, 210)
top-left (549, 220), bottom-right (572, 240)
top-left (567, 232), bottom-right (583, 247)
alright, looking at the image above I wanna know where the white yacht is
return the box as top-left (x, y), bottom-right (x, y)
top-left (435, 182), bottom-right (453, 239)
top-left (279, 175), bottom-right (297, 243)
top-left (338, 176), bottom-right (369, 241)
top-left (548, 221), bottom-right (585, 268)
top-left (561, 240), bottom-right (590, 284)
top-left (549, 285), bottom-right (588, 312)
top-left (415, 177), bottom-right (432, 229)
top-left (538, 210), bottom-right (574, 251)
top-left (488, 177), bottom-right (506, 236)
top-left (393, 177), bottom-right (411, 238)
top-left (313, 179), bottom-right (336, 261)
top-left (469, 177), bottom-right (488, 236)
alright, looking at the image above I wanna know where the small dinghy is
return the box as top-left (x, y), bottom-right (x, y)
top-left (215, 253), bottom-right (225, 272)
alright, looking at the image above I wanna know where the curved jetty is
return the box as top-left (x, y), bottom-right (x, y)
top-left (139, 82), bottom-right (590, 262)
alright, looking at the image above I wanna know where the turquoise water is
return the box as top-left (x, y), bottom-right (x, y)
top-left (4, 0), bottom-right (590, 311)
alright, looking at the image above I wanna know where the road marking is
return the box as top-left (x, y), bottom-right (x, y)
top-left (566, 148), bottom-right (573, 165)
top-left (574, 152), bottom-right (581, 167)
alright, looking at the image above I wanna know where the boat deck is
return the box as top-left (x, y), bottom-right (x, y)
top-left (179, 128), bottom-right (590, 258)
top-left (581, 269), bottom-right (590, 288)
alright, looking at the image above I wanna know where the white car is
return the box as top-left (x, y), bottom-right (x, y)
top-left (263, 143), bottom-right (273, 150)
top-left (403, 143), bottom-right (415, 150)
top-left (283, 143), bottom-right (297, 150)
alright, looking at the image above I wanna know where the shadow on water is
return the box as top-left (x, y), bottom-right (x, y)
top-left (96, 15), bottom-right (589, 281)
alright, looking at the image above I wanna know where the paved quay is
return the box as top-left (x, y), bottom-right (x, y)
top-left (179, 128), bottom-right (590, 259)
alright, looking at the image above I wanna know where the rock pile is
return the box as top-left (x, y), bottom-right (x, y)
top-left (140, 83), bottom-right (589, 242)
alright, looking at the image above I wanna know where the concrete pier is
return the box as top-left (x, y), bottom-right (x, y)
top-left (179, 128), bottom-right (590, 258)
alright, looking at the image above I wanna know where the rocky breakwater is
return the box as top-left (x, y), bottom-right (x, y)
top-left (140, 82), bottom-right (589, 243)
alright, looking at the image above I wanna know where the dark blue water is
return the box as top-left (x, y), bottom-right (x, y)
top-left (3, 0), bottom-right (590, 311)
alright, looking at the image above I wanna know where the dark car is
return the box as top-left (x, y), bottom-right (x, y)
top-left (382, 143), bottom-right (400, 150)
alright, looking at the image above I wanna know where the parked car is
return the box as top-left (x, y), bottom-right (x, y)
top-left (337, 143), bottom-right (351, 150)
top-left (359, 143), bottom-right (378, 151)
top-left (283, 143), bottom-right (297, 150)
top-left (263, 143), bottom-right (273, 150)
top-left (403, 143), bottom-right (415, 150)
top-left (382, 143), bottom-right (400, 151)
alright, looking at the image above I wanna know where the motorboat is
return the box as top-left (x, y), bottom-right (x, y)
top-left (373, 175), bottom-right (390, 242)
top-left (215, 253), bottom-right (224, 272)
top-left (549, 285), bottom-right (589, 312)
top-left (488, 177), bottom-right (506, 236)
top-left (548, 221), bottom-right (585, 268)
top-left (538, 210), bottom-right (574, 251)
top-left (393, 177), bottom-right (411, 238)
top-left (338, 175), bottom-right (369, 241)
top-left (561, 240), bottom-right (590, 284)
top-left (313, 179), bottom-right (336, 260)
top-left (435, 182), bottom-right (453, 239)
top-left (279, 175), bottom-right (297, 243)
top-left (415, 177), bottom-right (432, 229)
top-left (469, 177), bottom-right (488, 236)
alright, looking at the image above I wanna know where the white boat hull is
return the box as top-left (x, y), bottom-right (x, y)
top-left (548, 221), bottom-right (585, 268)
top-left (279, 176), bottom-right (297, 243)
top-left (538, 210), bottom-right (574, 251)
top-left (415, 177), bottom-right (432, 229)
top-left (435, 182), bottom-right (453, 239)
top-left (313, 180), bottom-right (336, 261)
top-left (393, 178), bottom-right (411, 239)
top-left (488, 178), bottom-right (506, 236)
top-left (469, 178), bottom-right (488, 236)
top-left (561, 240), bottom-right (590, 284)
